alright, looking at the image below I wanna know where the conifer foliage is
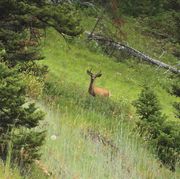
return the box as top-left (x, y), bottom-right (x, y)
top-left (0, 0), bottom-right (82, 170)
top-left (0, 63), bottom-right (45, 167)
top-left (133, 87), bottom-right (180, 171)
top-left (133, 87), bottom-right (166, 139)
top-left (0, 0), bottom-right (82, 66)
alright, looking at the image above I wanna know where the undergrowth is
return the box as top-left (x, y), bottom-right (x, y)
top-left (0, 162), bottom-right (21, 179)
top-left (34, 9), bottom-right (180, 178)
top-left (36, 77), bottom-right (179, 178)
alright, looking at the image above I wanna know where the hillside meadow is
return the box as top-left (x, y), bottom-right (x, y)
top-left (0, 6), bottom-right (179, 179)
top-left (30, 16), bottom-right (180, 177)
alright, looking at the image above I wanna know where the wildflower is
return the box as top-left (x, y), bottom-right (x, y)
top-left (50, 134), bottom-right (57, 140)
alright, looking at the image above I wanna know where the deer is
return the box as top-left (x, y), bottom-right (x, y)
top-left (87, 69), bottom-right (110, 97)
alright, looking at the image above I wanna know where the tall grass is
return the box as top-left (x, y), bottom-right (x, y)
top-left (36, 11), bottom-right (180, 178)
top-left (0, 142), bottom-right (21, 179)
top-left (35, 78), bottom-right (178, 178)
top-left (0, 162), bottom-right (22, 179)
top-left (0, 133), bottom-right (49, 179)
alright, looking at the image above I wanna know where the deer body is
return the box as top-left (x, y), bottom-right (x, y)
top-left (87, 69), bottom-right (110, 97)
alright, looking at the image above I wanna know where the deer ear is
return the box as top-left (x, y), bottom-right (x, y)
top-left (96, 73), bottom-right (102, 77)
top-left (87, 70), bottom-right (91, 75)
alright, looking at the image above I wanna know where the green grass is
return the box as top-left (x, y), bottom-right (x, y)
top-left (38, 101), bottom-right (177, 179)
top-left (41, 27), bottom-right (179, 120)
top-left (35, 13), bottom-right (180, 178)
top-left (0, 161), bottom-right (22, 179)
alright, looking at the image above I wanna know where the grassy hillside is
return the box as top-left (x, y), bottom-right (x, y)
top-left (34, 14), bottom-right (180, 178)
top-left (42, 28), bottom-right (179, 120)
top-left (38, 102), bottom-right (176, 178)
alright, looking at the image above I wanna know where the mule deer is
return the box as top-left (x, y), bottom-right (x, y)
top-left (87, 69), bottom-right (110, 97)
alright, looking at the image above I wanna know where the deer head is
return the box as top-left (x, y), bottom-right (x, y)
top-left (87, 69), bottom-right (102, 80)
top-left (87, 69), bottom-right (109, 97)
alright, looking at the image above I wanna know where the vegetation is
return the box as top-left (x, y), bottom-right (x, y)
top-left (171, 77), bottom-right (180, 97)
top-left (0, 63), bottom-right (45, 169)
top-left (0, 0), bottom-right (180, 178)
top-left (0, 161), bottom-right (22, 179)
top-left (133, 86), bottom-right (180, 171)
top-left (173, 102), bottom-right (180, 119)
top-left (40, 80), bottom-right (176, 178)
top-left (0, 0), bottom-right (82, 176)
top-left (38, 25), bottom-right (179, 177)
top-left (0, 0), bottom-right (82, 66)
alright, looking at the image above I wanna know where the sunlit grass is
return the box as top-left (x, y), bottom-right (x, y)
top-left (36, 14), bottom-right (180, 178)
top-left (0, 160), bottom-right (22, 179)
top-left (38, 100), bottom-right (177, 179)
top-left (41, 27), bottom-right (179, 120)
top-left (35, 77), bottom-right (178, 178)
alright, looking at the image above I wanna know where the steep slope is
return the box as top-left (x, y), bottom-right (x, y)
top-left (39, 103), bottom-right (176, 178)
top-left (42, 28), bottom-right (179, 120)
top-left (38, 15), bottom-right (179, 178)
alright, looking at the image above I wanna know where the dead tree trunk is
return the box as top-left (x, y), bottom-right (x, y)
top-left (86, 32), bottom-right (180, 74)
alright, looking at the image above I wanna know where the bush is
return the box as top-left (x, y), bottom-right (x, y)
top-left (0, 63), bottom-right (45, 169)
top-left (133, 86), bottom-right (179, 171)
top-left (156, 121), bottom-right (180, 171)
top-left (22, 74), bottom-right (45, 99)
top-left (17, 62), bottom-right (48, 99)
top-left (18, 61), bottom-right (48, 79)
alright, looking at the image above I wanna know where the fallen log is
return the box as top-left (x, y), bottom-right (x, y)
top-left (86, 32), bottom-right (180, 74)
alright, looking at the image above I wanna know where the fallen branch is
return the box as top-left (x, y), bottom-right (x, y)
top-left (86, 32), bottom-right (180, 74)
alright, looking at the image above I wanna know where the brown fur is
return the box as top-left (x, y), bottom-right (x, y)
top-left (93, 87), bottom-right (109, 97)
top-left (87, 69), bottom-right (110, 97)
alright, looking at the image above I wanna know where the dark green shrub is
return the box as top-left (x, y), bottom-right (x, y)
top-left (156, 121), bottom-right (180, 171)
top-left (0, 63), bottom-right (45, 168)
top-left (173, 102), bottom-right (180, 119)
top-left (133, 86), bottom-right (179, 171)
top-left (133, 87), bottom-right (165, 121)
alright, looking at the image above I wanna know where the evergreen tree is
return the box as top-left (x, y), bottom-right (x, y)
top-left (156, 121), bottom-right (180, 171)
top-left (133, 86), bottom-right (180, 171)
top-left (0, 0), bottom-right (82, 66)
top-left (0, 63), bottom-right (45, 167)
top-left (0, 1), bottom-right (82, 168)
top-left (133, 86), bottom-right (166, 138)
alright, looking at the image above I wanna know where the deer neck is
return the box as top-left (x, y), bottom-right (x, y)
top-left (89, 78), bottom-right (95, 96)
